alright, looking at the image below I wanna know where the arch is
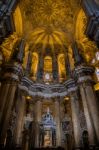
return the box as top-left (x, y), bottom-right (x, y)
top-left (13, 6), bottom-right (23, 36)
top-left (44, 56), bottom-right (52, 73)
top-left (75, 8), bottom-right (98, 63)
top-left (31, 52), bottom-right (38, 81)
top-left (58, 54), bottom-right (66, 82)
top-left (75, 8), bottom-right (87, 42)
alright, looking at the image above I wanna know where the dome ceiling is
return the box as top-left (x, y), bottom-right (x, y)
top-left (1, 0), bottom-right (98, 64)
top-left (19, 0), bottom-right (81, 50)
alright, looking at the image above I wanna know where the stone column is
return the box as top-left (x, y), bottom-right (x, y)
top-left (84, 84), bottom-right (99, 142)
top-left (0, 39), bottom-right (25, 147)
top-left (22, 129), bottom-right (29, 150)
top-left (0, 84), bottom-right (10, 122)
top-left (66, 79), bottom-right (81, 149)
top-left (37, 54), bottom-right (44, 81)
top-left (34, 98), bottom-right (42, 147)
top-left (14, 95), bottom-right (26, 146)
top-left (52, 55), bottom-right (59, 82)
top-left (54, 98), bottom-right (61, 146)
top-left (25, 51), bottom-right (32, 77)
top-left (0, 84), bottom-right (17, 146)
top-left (75, 65), bottom-right (99, 145)
top-left (0, 63), bottom-right (23, 147)
top-left (80, 84), bottom-right (96, 145)
top-left (65, 52), bottom-right (71, 78)
top-left (70, 94), bottom-right (81, 149)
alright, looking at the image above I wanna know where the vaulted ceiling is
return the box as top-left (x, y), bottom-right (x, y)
top-left (18, 0), bottom-right (81, 50)
top-left (1, 0), bottom-right (98, 63)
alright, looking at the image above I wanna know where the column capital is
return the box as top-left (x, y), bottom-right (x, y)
top-left (74, 65), bottom-right (94, 84)
top-left (64, 78), bottom-right (78, 93)
top-left (1, 62), bottom-right (23, 83)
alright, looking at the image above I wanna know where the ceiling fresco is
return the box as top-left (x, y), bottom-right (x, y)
top-left (1, 0), bottom-right (98, 66)
top-left (19, 0), bottom-right (81, 48)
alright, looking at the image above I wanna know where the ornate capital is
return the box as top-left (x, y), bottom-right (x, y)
top-left (1, 62), bottom-right (23, 83)
top-left (74, 65), bottom-right (94, 84)
top-left (64, 78), bottom-right (78, 93)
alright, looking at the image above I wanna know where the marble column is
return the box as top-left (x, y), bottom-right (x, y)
top-left (70, 92), bottom-right (81, 149)
top-left (54, 99), bottom-right (61, 146)
top-left (34, 99), bottom-right (42, 147)
top-left (22, 130), bottom-right (29, 150)
top-left (0, 39), bottom-right (25, 146)
top-left (0, 83), bottom-right (10, 123)
top-left (0, 83), bottom-right (17, 146)
top-left (84, 84), bottom-right (99, 142)
top-left (75, 65), bottom-right (99, 145)
top-left (66, 79), bottom-right (81, 149)
top-left (80, 84), bottom-right (96, 145)
top-left (14, 95), bottom-right (26, 146)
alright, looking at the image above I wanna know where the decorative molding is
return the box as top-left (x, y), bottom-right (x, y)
top-left (19, 76), bottom-right (68, 98)
top-left (74, 65), bottom-right (95, 84)
top-left (1, 63), bottom-right (23, 82)
top-left (18, 63), bottom-right (95, 98)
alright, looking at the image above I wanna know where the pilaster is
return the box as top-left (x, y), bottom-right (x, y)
top-left (25, 50), bottom-right (33, 77)
top-left (54, 97), bottom-right (61, 146)
top-left (52, 54), bottom-right (59, 82)
top-left (14, 94), bottom-right (26, 147)
top-left (65, 79), bottom-right (82, 150)
top-left (74, 65), bottom-right (99, 146)
top-left (37, 54), bottom-right (44, 82)
top-left (34, 97), bottom-right (42, 147)
top-left (0, 62), bottom-right (23, 147)
top-left (0, 39), bottom-right (25, 147)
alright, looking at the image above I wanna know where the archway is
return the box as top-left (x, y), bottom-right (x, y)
top-left (44, 56), bottom-right (52, 82)
top-left (58, 54), bottom-right (66, 82)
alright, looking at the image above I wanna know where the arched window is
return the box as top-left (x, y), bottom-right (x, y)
top-left (44, 56), bottom-right (52, 82)
top-left (31, 52), bottom-right (38, 81)
top-left (58, 54), bottom-right (66, 82)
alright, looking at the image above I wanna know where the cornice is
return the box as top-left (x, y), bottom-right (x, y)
top-left (19, 64), bottom-right (95, 98)
top-left (19, 76), bottom-right (68, 98)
